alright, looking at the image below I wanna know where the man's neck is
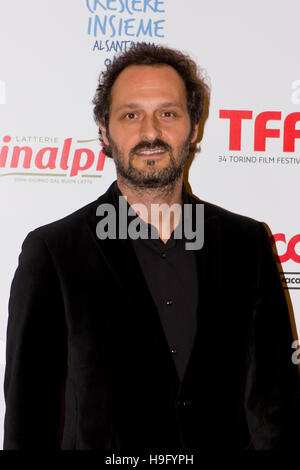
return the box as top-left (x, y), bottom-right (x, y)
top-left (116, 175), bottom-right (184, 244)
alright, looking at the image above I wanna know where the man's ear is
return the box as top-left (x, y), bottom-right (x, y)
top-left (190, 123), bottom-right (200, 144)
top-left (98, 121), bottom-right (109, 146)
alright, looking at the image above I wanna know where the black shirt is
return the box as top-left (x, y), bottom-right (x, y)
top-left (112, 181), bottom-right (199, 382)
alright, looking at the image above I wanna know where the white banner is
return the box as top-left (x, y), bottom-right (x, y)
top-left (1, 0), bottom-right (300, 447)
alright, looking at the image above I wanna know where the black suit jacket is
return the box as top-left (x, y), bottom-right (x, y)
top-left (3, 181), bottom-right (300, 450)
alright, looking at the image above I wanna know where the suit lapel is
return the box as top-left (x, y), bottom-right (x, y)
top-left (179, 199), bottom-right (222, 391)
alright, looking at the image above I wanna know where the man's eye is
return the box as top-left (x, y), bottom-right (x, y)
top-left (162, 111), bottom-right (176, 117)
top-left (125, 112), bottom-right (137, 119)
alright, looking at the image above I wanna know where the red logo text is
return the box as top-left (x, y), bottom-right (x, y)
top-left (219, 110), bottom-right (300, 152)
top-left (0, 136), bottom-right (106, 177)
top-left (272, 234), bottom-right (300, 263)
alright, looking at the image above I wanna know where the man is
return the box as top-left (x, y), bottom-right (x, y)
top-left (3, 43), bottom-right (300, 450)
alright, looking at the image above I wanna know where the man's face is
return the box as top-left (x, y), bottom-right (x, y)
top-left (99, 64), bottom-right (199, 188)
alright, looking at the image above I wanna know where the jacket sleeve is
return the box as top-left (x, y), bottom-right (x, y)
top-left (244, 222), bottom-right (300, 449)
top-left (3, 230), bottom-right (68, 449)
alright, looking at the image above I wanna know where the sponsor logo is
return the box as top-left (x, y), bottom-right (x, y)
top-left (219, 110), bottom-right (300, 152)
top-left (271, 234), bottom-right (300, 264)
top-left (218, 154), bottom-right (300, 165)
top-left (271, 234), bottom-right (300, 291)
top-left (85, 0), bottom-right (167, 64)
top-left (280, 272), bottom-right (300, 290)
top-left (0, 135), bottom-right (106, 180)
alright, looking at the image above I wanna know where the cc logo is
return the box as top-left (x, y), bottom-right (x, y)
top-left (271, 234), bottom-right (300, 263)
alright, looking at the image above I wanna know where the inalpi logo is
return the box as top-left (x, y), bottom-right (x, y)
top-left (0, 136), bottom-right (106, 177)
top-left (219, 110), bottom-right (300, 152)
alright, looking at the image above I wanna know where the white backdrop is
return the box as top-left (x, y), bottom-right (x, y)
top-left (1, 0), bottom-right (300, 447)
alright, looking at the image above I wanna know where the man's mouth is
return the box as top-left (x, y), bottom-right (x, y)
top-left (135, 148), bottom-right (167, 156)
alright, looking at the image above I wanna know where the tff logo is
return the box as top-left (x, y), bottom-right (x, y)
top-left (271, 234), bottom-right (300, 263)
top-left (219, 110), bottom-right (300, 152)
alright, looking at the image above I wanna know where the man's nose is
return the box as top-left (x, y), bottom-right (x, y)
top-left (140, 115), bottom-right (162, 141)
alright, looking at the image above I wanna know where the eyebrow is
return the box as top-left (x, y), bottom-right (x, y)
top-left (113, 102), bottom-right (185, 113)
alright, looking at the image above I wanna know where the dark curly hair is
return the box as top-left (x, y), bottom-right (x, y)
top-left (93, 43), bottom-right (210, 158)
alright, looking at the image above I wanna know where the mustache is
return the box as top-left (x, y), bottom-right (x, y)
top-left (130, 139), bottom-right (172, 156)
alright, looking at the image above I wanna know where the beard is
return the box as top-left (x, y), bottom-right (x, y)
top-left (107, 135), bottom-right (191, 189)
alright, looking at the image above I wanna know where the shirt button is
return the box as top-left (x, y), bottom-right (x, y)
top-left (170, 346), bottom-right (177, 354)
top-left (176, 399), bottom-right (193, 408)
top-left (183, 400), bottom-right (193, 407)
top-left (166, 299), bottom-right (173, 305)
top-left (160, 252), bottom-right (166, 258)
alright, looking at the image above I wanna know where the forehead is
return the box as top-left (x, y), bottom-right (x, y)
top-left (110, 64), bottom-right (187, 109)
